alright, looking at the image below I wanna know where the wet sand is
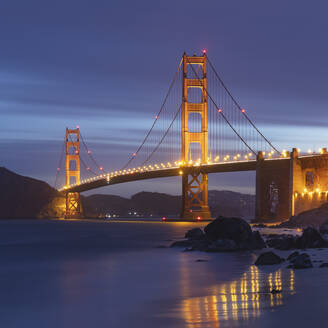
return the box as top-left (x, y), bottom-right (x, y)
top-left (0, 219), bottom-right (327, 327)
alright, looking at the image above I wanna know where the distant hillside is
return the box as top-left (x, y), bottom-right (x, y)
top-left (83, 190), bottom-right (255, 218)
top-left (0, 167), bottom-right (61, 219)
top-left (0, 167), bottom-right (255, 219)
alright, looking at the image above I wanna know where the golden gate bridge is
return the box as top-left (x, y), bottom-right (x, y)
top-left (54, 51), bottom-right (328, 222)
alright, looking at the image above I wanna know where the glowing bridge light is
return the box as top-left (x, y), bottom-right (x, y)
top-left (218, 108), bottom-right (222, 113)
top-left (241, 108), bottom-right (245, 113)
top-left (76, 125), bottom-right (80, 129)
top-left (87, 150), bottom-right (91, 154)
top-left (57, 168), bottom-right (60, 171)
top-left (202, 49), bottom-right (207, 54)
top-left (99, 167), bottom-right (103, 171)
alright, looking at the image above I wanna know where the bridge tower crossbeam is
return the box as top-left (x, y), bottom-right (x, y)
top-left (65, 128), bottom-right (82, 219)
top-left (181, 53), bottom-right (211, 219)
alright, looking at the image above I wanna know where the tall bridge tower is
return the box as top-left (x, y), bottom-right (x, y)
top-left (65, 127), bottom-right (81, 219)
top-left (181, 53), bottom-right (211, 219)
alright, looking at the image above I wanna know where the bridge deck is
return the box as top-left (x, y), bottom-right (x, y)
top-left (61, 158), bottom-right (291, 193)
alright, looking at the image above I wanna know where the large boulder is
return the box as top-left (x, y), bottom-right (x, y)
top-left (245, 231), bottom-right (266, 250)
top-left (255, 251), bottom-right (285, 265)
top-left (287, 251), bottom-right (300, 262)
top-left (267, 235), bottom-right (297, 250)
top-left (204, 216), bottom-right (252, 243)
top-left (185, 228), bottom-right (205, 240)
top-left (296, 227), bottom-right (326, 249)
top-left (206, 239), bottom-right (238, 252)
top-left (204, 216), bottom-right (265, 250)
top-left (288, 253), bottom-right (313, 269)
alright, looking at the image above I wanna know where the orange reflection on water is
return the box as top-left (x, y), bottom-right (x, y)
top-left (181, 267), bottom-right (295, 327)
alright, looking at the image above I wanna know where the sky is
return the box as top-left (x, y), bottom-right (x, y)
top-left (1, 0), bottom-right (328, 197)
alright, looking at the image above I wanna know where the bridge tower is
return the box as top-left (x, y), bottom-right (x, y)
top-left (65, 127), bottom-right (82, 219)
top-left (181, 53), bottom-right (211, 219)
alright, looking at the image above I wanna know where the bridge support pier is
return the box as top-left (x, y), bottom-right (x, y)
top-left (181, 171), bottom-right (211, 220)
top-left (65, 192), bottom-right (82, 219)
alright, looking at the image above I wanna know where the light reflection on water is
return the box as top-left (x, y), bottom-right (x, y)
top-left (180, 267), bottom-right (295, 327)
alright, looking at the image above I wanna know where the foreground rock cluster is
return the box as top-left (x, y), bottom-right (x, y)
top-left (266, 227), bottom-right (328, 250)
top-left (171, 216), bottom-right (328, 260)
top-left (171, 216), bottom-right (266, 252)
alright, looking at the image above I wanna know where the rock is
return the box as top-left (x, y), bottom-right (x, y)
top-left (206, 239), bottom-right (238, 252)
top-left (185, 228), bottom-right (205, 240)
top-left (205, 216), bottom-right (253, 242)
top-left (248, 231), bottom-right (266, 250)
top-left (205, 216), bottom-right (253, 241)
top-left (319, 220), bottom-right (328, 235)
top-left (288, 253), bottom-right (313, 269)
top-left (170, 240), bottom-right (192, 248)
top-left (189, 239), bottom-right (210, 252)
top-left (255, 251), bottom-right (285, 265)
top-left (296, 227), bottom-right (327, 249)
top-left (287, 251), bottom-right (300, 262)
top-left (319, 263), bottom-right (328, 268)
top-left (266, 235), bottom-right (296, 250)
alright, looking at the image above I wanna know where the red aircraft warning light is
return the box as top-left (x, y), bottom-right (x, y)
top-left (202, 49), bottom-right (207, 54)
top-left (162, 217), bottom-right (167, 222)
top-left (241, 108), bottom-right (245, 113)
top-left (196, 216), bottom-right (201, 221)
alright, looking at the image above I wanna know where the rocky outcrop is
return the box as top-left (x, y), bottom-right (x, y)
top-left (172, 216), bottom-right (266, 252)
top-left (255, 251), bottom-right (285, 265)
top-left (287, 253), bottom-right (313, 269)
top-left (296, 227), bottom-right (327, 249)
top-left (266, 227), bottom-right (327, 251)
top-left (185, 228), bottom-right (205, 240)
top-left (266, 235), bottom-right (296, 250)
top-left (204, 216), bottom-right (252, 242)
top-left (280, 203), bottom-right (328, 229)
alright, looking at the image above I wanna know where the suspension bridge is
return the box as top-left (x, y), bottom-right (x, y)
top-left (54, 51), bottom-right (328, 222)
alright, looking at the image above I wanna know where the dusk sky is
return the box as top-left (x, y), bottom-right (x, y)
top-left (1, 0), bottom-right (328, 196)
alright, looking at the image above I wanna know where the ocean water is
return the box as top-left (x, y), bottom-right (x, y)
top-left (0, 219), bottom-right (327, 328)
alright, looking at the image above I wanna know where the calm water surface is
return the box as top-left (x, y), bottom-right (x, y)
top-left (0, 219), bottom-right (327, 328)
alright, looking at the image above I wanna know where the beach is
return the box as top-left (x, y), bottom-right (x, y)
top-left (0, 219), bottom-right (327, 328)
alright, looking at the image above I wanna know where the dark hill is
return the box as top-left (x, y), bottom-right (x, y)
top-left (83, 190), bottom-right (255, 218)
top-left (0, 167), bottom-right (60, 218)
top-left (0, 167), bottom-right (255, 219)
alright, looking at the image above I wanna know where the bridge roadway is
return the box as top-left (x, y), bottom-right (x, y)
top-left (62, 157), bottom-right (291, 193)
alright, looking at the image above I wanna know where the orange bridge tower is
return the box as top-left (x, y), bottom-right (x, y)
top-left (181, 53), bottom-right (211, 219)
top-left (65, 127), bottom-right (82, 219)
